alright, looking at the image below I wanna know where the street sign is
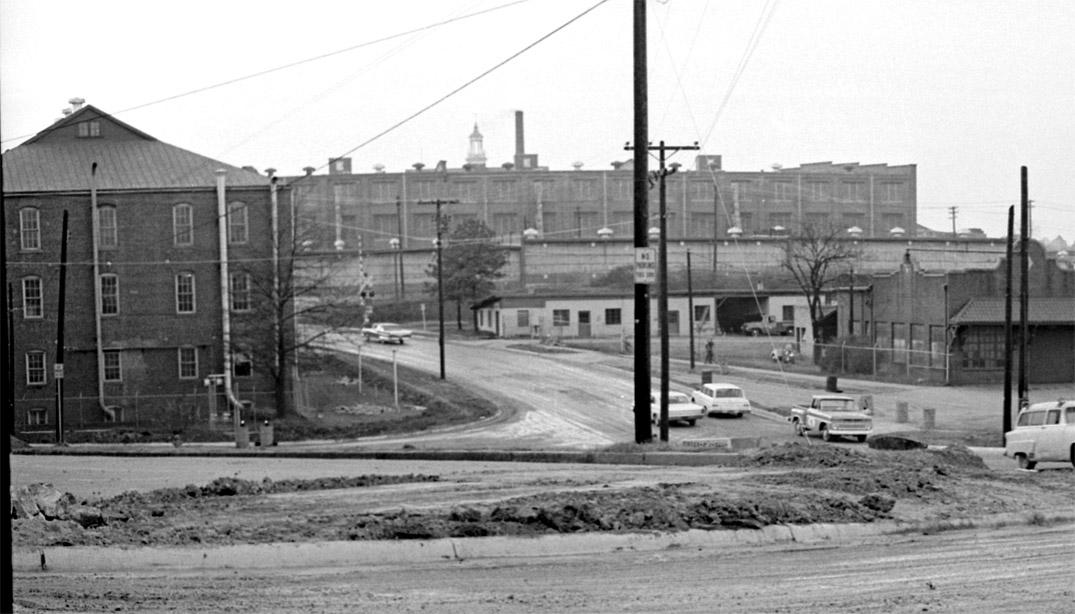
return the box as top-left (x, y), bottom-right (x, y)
top-left (54, 363), bottom-right (64, 379)
top-left (634, 247), bottom-right (656, 284)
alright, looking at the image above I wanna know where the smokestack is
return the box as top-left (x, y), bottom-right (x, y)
top-left (515, 110), bottom-right (524, 156)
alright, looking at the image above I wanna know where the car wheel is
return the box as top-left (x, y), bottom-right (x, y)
top-left (687, 419), bottom-right (697, 427)
top-left (856, 435), bottom-right (867, 443)
top-left (1070, 444), bottom-right (1075, 469)
top-left (735, 412), bottom-right (743, 418)
top-left (821, 427), bottom-right (832, 442)
top-left (1016, 454), bottom-right (1037, 470)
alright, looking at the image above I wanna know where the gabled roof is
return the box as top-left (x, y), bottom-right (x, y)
top-left (2, 105), bottom-right (268, 192)
top-left (950, 297), bottom-right (1075, 325)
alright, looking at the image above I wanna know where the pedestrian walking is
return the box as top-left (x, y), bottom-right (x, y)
top-left (704, 338), bottom-right (715, 364)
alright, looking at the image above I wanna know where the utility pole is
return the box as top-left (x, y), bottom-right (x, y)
top-left (54, 210), bottom-right (70, 445)
top-left (1003, 205), bottom-right (1014, 435)
top-left (687, 249), bottom-right (695, 371)
top-left (1018, 167), bottom-right (1029, 405)
top-left (396, 196), bottom-right (406, 299)
top-left (1, 164), bottom-right (12, 614)
top-left (948, 206), bottom-right (958, 237)
top-left (848, 264), bottom-right (855, 336)
top-left (418, 195), bottom-right (458, 380)
top-left (629, 0), bottom-right (651, 444)
top-left (636, 140), bottom-right (698, 442)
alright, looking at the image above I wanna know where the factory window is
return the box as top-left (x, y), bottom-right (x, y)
top-left (20, 208), bottom-right (41, 251)
top-left (173, 204), bottom-right (194, 246)
top-left (22, 277), bottom-right (43, 319)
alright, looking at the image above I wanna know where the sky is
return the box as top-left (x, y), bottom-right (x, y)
top-left (2, 0), bottom-right (1073, 243)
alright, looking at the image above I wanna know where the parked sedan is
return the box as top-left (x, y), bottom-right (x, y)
top-left (361, 322), bottom-right (413, 344)
top-left (641, 391), bottom-right (707, 427)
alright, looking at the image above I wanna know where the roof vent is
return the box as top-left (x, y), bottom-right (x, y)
top-left (68, 97), bottom-right (85, 111)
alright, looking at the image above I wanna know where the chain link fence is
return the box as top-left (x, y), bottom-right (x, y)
top-left (813, 341), bottom-right (949, 384)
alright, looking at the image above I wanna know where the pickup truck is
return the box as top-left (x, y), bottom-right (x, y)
top-left (789, 394), bottom-right (872, 442)
top-left (741, 316), bottom-right (791, 336)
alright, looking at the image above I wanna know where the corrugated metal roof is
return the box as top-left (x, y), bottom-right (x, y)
top-left (950, 297), bottom-right (1075, 325)
top-left (2, 105), bottom-right (268, 193)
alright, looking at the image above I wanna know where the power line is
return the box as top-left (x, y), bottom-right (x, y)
top-left (1, 1), bottom-right (530, 146)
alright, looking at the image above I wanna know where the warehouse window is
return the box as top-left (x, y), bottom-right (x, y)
top-left (98, 205), bottom-right (117, 248)
top-left (20, 208), bottom-right (41, 251)
top-left (100, 274), bottom-right (119, 315)
top-left (26, 351), bottom-right (46, 386)
top-left (173, 204), bottom-right (193, 246)
top-left (103, 350), bottom-right (122, 382)
top-left (176, 273), bottom-right (196, 313)
top-left (22, 277), bottom-right (43, 319)
top-left (553, 309), bottom-right (570, 327)
top-left (178, 347), bottom-right (198, 380)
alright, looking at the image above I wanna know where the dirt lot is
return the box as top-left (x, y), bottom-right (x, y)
top-left (14, 442), bottom-right (1074, 551)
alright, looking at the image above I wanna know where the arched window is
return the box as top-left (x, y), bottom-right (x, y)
top-left (173, 203), bottom-right (193, 246)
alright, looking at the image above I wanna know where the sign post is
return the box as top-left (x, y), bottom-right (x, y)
top-left (634, 247), bottom-right (656, 284)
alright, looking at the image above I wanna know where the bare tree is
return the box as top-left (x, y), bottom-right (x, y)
top-left (230, 208), bottom-right (366, 419)
top-left (780, 224), bottom-right (859, 345)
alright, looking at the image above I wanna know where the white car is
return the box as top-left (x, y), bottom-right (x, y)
top-left (636, 391), bottom-right (707, 427)
top-left (1004, 399), bottom-right (1075, 470)
top-left (361, 322), bottom-right (413, 344)
top-left (691, 382), bottom-right (752, 417)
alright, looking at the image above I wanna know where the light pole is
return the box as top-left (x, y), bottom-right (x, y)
top-left (389, 237), bottom-right (401, 301)
top-left (395, 196), bottom-right (405, 298)
top-left (419, 197), bottom-right (458, 380)
top-left (651, 142), bottom-right (695, 443)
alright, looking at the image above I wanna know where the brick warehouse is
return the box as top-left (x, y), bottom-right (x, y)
top-left (284, 110), bottom-right (917, 264)
top-left (841, 241), bottom-right (1075, 385)
top-left (3, 102), bottom-right (293, 435)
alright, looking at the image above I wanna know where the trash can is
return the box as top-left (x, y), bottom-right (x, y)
top-left (235, 420), bottom-right (250, 449)
top-left (701, 370), bottom-right (714, 385)
top-left (825, 375), bottom-right (841, 393)
top-left (896, 402), bottom-right (908, 423)
top-left (923, 407), bottom-right (936, 430)
top-left (258, 420), bottom-right (274, 447)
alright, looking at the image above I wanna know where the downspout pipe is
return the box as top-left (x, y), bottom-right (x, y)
top-left (216, 170), bottom-right (243, 422)
top-left (89, 163), bottom-right (115, 421)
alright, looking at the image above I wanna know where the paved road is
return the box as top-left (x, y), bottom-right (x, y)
top-left (319, 331), bottom-right (798, 450)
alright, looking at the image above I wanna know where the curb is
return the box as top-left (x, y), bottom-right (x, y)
top-left (17, 514), bottom-right (1072, 573)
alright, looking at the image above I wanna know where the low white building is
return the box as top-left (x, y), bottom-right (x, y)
top-left (472, 290), bottom-right (814, 341)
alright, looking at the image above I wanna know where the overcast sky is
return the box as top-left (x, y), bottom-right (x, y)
top-left (2, 0), bottom-right (1072, 242)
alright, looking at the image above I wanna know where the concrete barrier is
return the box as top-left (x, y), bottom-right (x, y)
top-left (896, 402), bottom-right (909, 423)
top-left (923, 407), bottom-right (936, 429)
